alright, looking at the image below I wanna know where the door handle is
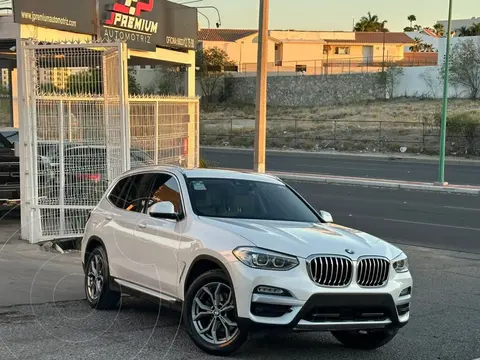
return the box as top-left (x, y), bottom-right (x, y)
top-left (137, 223), bottom-right (146, 229)
top-left (105, 215), bottom-right (113, 221)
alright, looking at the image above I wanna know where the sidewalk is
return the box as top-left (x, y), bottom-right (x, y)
top-left (0, 218), bottom-right (84, 307)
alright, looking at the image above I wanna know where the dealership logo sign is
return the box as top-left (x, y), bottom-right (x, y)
top-left (103, 0), bottom-right (158, 47)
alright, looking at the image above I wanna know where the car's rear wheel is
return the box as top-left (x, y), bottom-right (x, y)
top-left (331, 328), bottom-right (399, 350)
top-left (183, 269), bottom-right (248, 355)
top-left (84, 246), bottom-right (120, 310)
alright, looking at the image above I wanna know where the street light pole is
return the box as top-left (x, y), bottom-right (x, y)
top-left (437, 0), bottom-right (453, 185)
top-left (254, 0), bottom-right (269, 173)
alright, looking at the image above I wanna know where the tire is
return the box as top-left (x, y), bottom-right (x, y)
top-left (331, 327), bottom-right (399, 350)
top-left (84, 246), bottom-right (120, 310)
top-left (183, 269), bottom-right (248, 356)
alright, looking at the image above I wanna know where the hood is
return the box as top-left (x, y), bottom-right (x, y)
top-left (200, 217), bottom-right (402, 260)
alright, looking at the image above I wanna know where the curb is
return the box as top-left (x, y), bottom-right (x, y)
top-left (270, 172), bottom-right (480, 195)
top-left (217, 167), bottom-right (480, 195)
top-left (201, 146), bottom-right (480, 165)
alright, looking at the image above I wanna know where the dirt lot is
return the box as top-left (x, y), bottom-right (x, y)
top-left (200, 99), bottom-right (480, 156)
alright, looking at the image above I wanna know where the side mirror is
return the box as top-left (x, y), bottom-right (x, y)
top-left (149, 201), bottom-right (177, 220)
top-left (319, 210), bottom-right (333, 223)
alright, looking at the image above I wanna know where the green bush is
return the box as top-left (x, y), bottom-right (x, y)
top-left (436, 111), bottom-right (480, 155)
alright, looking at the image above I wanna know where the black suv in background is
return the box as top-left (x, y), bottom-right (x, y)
top-left (0, 129), bottom-right (20, 209)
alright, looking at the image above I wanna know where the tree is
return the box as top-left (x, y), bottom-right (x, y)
top-left (404, 26), bottom-right (414, 32)
top-left (66, 68), bottom-right (141, 95)
top-left (378, 62), bottom-right (404, 99)
top-left (433, 23), bottom-right (445, 36)
top-left (409, 37), bottom-right (435, 52)
top-left (0, 85), bottom-right (9, 95)
top-left (457, 26), bottom-right (471, 37)
top-left (196, 47), bottom-right (236, 105)
top-left (128, 68), bottom-right (141, 95)
top-left (469, 23), bottom-right (480, 36)
top-left (354, 12), bottom-right (389, 32)
top-left (408, 15), bottom-right (417, 28)
top-left (441, 38), bottom-right (480, 99)
top-left (409, 37), bottom-right (423, 52)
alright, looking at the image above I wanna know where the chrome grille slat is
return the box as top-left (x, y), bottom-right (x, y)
top-left (357, 257), bottom-right (390, 287)
top-left (308, 256), bottom-right (353, 287)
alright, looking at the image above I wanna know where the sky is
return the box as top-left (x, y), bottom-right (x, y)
top-left (181, 0), bottom-right (479, 32)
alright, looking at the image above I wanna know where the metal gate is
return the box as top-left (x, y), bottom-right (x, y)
top-left (18, 40), bottom-right (199, 243)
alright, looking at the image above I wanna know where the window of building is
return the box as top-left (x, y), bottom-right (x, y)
top-left (335, 47), bottom-right (350, 55)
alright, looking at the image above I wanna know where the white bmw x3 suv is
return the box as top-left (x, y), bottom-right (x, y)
top-left (81, 166), bottom-right (412, 355)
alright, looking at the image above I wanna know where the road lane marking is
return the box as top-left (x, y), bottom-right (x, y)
top-left (384, 218), bottom-right (480, 232)
top-left (443, 206), bottom-right (480, 212)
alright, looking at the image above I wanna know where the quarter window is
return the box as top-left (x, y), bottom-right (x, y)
top-left (108, 176), bottom-right (133, 208)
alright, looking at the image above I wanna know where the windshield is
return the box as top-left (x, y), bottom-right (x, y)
top-left (186, 178), bottom-right (320, 223)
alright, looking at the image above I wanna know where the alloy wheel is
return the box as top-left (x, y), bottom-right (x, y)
top-left (191, 282), bottom-right (239, 345)
top-left (86, 254), bottom-right (104, 301)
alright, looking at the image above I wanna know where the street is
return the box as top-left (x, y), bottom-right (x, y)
top-left (1, 183), bottom-right (479, 359)
top-left (201, 148), bottom-right (480, 185)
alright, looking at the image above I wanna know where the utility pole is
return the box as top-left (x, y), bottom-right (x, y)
top-left (437, 0), bottom-right (453, 185)
top-left (254, 0), bottom-right (269, 173)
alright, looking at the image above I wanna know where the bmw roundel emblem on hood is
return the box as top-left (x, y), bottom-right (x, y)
top-left (345, 249), bottom-right (355, 255)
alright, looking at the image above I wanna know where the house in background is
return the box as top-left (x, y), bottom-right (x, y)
top-left (198, 28), bottom-right (415, 75)
top-left (198, 29), bottom-right (278, 73)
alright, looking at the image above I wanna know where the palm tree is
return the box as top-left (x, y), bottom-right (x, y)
top-left (433, 23), bottom-right (445, 36)
top-left (408, 15), bottom-right (417, 28)
top-left (457, 26), bottom-right (471, 36)
top-left (469, 23), bottom-right (480, 36)
top-left (414, 24), bottom-right (422, 31)
top-left (354, 12), bottom-right (389, 32)
top-left (409, 37), bottom-right (423, 52)
top-left (422, 44), bottom-right (434, 52)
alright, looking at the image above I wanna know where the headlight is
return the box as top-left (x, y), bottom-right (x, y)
top-left (392, 252), bottom-right (409, 273)
top-left (232, 247), bottom-right (299, 271)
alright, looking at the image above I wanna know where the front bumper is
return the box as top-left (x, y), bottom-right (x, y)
top-left (229, 258), bottom-right (412, 332)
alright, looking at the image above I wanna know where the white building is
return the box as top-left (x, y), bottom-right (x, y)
top-left (437, 17), bottom-right (480, 35)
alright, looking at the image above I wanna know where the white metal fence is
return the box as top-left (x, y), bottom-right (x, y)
top-left (18, 40), bottom-right (199, 243)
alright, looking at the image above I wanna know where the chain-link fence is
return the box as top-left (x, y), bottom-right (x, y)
top-left (19, 41), bottom-right (199, 243)
top-left (201, 118), bottom-right (480, 156)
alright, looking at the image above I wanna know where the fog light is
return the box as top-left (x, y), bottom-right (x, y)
top-left (400, 287), bottom-right (411, 297)
top-left (254, 285), bottom-right (288, 296)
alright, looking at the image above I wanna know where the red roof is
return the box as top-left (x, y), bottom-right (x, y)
top-left (325, 32), bottom-right (415, 44)
top-left (198, 29), bottom-right (258, 42)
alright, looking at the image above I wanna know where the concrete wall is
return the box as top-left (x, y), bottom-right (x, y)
top-left (228, 73), bottom-right (384, 107)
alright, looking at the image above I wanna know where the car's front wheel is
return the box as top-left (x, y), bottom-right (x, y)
top-left (331, 328), bottom-right (399, 350)
top-left (183, 269), bottom-right (248, 356)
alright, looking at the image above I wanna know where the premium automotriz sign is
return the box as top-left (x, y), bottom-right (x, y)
top-left (101, 0), bottom-right (197, 51)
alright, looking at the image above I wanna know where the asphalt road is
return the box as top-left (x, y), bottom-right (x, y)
top-left (289, 181), bottom-right (480, 254)
top-left (0, 185), bottom-right (479, 359)
top-left (201, 148), bottom-right (480, 185)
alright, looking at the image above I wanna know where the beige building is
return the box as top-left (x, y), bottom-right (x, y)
top-left (38, 68), bottom-right (73, 89)
top-left (198, 29), bottom-right (415, 75)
